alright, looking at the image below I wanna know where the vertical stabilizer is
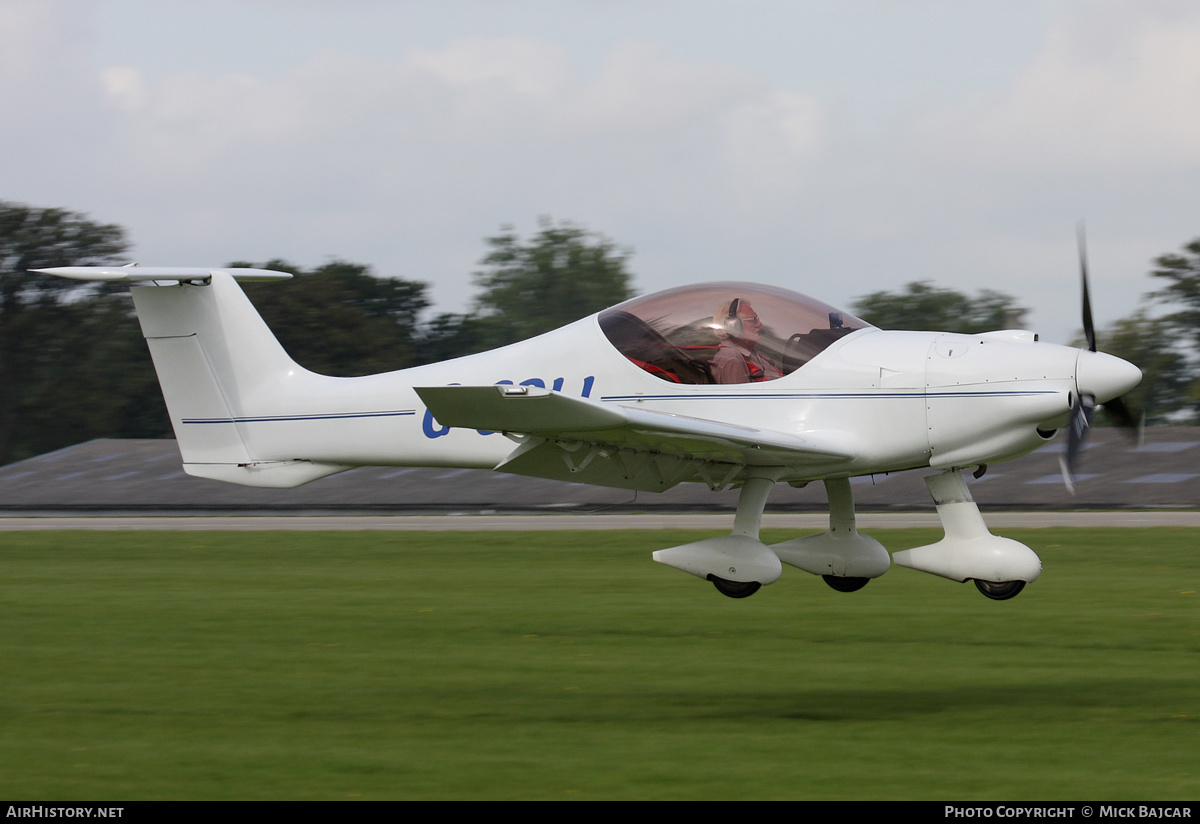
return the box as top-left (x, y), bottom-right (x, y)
top-left (131, 273), bottom-right (349, 487)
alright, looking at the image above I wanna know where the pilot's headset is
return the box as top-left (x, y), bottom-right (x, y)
top-left (722, 298), bottom-right (744, 338)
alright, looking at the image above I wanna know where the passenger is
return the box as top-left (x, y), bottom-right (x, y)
top-left (711, 298), bottom-right (783, 384)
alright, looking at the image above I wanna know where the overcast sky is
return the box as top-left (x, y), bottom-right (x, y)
top-left (3, 0), bottom-right (1199, 344)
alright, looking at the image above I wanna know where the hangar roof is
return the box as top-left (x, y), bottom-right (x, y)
top-left (1, 429), bottom-right (1196, 515)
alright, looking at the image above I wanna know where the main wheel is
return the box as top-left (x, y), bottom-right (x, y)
top-left (822, 575), bottom-right (869, 593)
top-left (974, 579), bottom-right (1026, 600)
top-left (707, 574), bottom-right (761, 599)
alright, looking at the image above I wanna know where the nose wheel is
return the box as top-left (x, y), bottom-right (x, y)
top-left (974, 579), bottom-right (1026, 600)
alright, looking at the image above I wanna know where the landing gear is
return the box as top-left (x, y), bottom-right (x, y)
top-left (822, 575), bottom-right (869, 593)
top-left (652, 473), bottom-right (784, 595)
top-left (708, 575), bottom-right (762, 599)
top-left (974, 579), bottom-right (1026, 601)
top-left (770, 477), bottom-right (891, 586)
top-left (892, 469), bottom-right (1041, 600)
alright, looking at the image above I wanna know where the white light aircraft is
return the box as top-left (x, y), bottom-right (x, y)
top-left (38, 248), bottom-right (1140, 601)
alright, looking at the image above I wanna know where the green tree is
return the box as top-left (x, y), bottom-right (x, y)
top-left (1146, 236), bottom-right (1200, 421)
top-left (238, 259), bottom-right (431, 376)
top-left (851, 281), bottom-right (1027, 334)
top-left (0, 201), bottom-right (141, 464)
top-left (15, 295), bottom-right (174, 457)
top-left (414, 311), bottom-right (490, 365)
top-left (470, 218), bottom-right (635, 347)
top-left (1149, 237), bottom-right (1200, 354)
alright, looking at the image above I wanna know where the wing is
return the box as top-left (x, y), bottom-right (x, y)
top-left (415, 384), bottom-right (856, 491)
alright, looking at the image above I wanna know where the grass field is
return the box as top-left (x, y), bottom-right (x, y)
top-left (0, 527), bottom-right (1196, 800)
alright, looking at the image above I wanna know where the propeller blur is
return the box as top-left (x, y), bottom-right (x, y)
top-left (1060, 226), bottom-right (1143, 492)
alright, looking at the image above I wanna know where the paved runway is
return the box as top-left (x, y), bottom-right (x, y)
top-left (2, 512), bottom-right (1198, 530)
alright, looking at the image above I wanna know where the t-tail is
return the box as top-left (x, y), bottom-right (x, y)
top-left (34, 267), bottom-right (361, 487)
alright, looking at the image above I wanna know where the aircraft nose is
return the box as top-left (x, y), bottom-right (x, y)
top-left (1076, 349), bottom-right (1141, 403)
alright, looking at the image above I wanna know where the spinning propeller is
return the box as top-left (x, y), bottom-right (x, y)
top-left (1060, 225), bottom-right (1143, 492)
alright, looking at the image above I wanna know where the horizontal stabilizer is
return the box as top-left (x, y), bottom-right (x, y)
top-left (32, 266), bottom-right (292, 283)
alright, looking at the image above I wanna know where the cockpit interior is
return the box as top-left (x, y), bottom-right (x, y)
top-left (598, 282), bottom-right (871, 385)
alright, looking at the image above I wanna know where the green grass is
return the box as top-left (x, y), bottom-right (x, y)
top-left (0, 527), bottom-right (1197, 799)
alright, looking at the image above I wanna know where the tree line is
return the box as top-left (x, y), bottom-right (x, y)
top-left (1, 199), bottom-right (1196, 465)
top-left (0, 207), bottom-right (634, 465)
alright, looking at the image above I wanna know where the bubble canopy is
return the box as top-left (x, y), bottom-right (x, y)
top-left (598, 282), bottom-right (871, 385)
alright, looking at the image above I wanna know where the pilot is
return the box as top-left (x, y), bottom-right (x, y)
top-left (711, 298), bottom-right (783, 384)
